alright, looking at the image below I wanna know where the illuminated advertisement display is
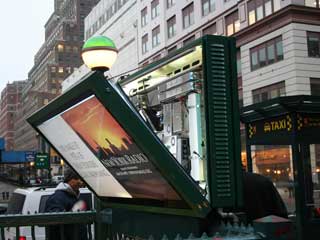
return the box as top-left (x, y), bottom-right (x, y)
top-left (38, 95), bottom-right (181, 202)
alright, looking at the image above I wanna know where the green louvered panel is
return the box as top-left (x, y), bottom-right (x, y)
top-left (203, 36), bottom-right (242, 207)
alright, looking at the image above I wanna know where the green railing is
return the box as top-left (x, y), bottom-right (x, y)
top-left (0, 211), bottom-right (97, 240)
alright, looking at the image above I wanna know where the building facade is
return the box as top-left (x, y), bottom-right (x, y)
top-left (14, 0), bottom-right (100, 152)
top-left (0, 81), bottom-right (26, 151)
top-left (63, 0), bottom-right (139, 90)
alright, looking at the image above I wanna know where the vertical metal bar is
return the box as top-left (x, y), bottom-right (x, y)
top-left (73, 225), bottom-right (79, 240)
top-left (245, 124), bottom-right (253, 172)
top-left (60, 225), bottom-right (65, 240)
top-left (31, 226), bottom-right (36, 240)
top-left (15, 227), bottom-right (20, 240)
top-left (88, 224), bottom-right (92, 240)
top-left (291, 112), bottom-right (305, 240)
top-left (1, 227), bottom-right (5, 240)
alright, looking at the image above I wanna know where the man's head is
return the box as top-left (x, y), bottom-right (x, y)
top-left (64, 168), bottom-right (83, 192)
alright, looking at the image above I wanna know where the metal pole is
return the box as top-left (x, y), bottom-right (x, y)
top-left (245, 124), bottom-right (253, 172)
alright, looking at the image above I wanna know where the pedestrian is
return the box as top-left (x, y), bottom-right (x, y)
top-left (242, 171), bottom-right (288, 222)
top-left (45, 168), bottom-right (88, 240)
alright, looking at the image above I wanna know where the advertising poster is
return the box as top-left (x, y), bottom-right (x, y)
top-left (39, 95), bottom-right (181, 202)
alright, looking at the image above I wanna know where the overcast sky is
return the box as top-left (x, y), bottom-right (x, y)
top-left (0, 0), bottom-right (54, 91)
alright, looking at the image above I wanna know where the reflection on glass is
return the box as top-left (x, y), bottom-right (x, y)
top-left (251, 145), bottom-right (295, 215)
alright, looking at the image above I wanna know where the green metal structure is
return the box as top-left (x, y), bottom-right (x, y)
top-left (22, 35), bottom-right (255, 239)
top-left (241, 95), bottom-right (320, 240)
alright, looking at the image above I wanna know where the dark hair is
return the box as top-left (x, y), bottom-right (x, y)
top-left (64, 168), bottom-right (80, 183)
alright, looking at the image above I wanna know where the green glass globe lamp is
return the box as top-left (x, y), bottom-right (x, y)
top-left (81, 36), bottom-right (118, 72)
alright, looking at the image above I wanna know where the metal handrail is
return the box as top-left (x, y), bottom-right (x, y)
top-left (0, 211), bottom-right (96, 240)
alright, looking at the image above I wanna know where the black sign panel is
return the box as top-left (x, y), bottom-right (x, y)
top-left (247, 114), bottom-right (293, 144)
top-left (247, 113), bottom-right (320, 145)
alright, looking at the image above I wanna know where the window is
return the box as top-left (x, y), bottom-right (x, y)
top-left (250, 36), bottom-right (283, 70)
top-left (183, 36), bottom-right (195, 46)
top-left (6, 193), bottom-right (25, 214)
top-left (167, 0), bottom-right (175, 9)
top-left (168, 46), bottom-right (177, 54)
top-left (202, 0), bottom-right (216, 16)
top-left (203, 23), bottom-right (217, 35)
top-left (58, 67), bottom-right (64, 73)
top-left (182, 3), bottom-right (194, 29)
top-left (57, 44), bottom-right (64, 52)
top-left (151, 0), bottom-right (159, 19)
top-left (311, 78), bottom-right (320, 95)
top-left (167, 16), bottom-right (176, 39)
top-left (226, 11), bottom-right (240, 36)
top-left (307, 32), bottom-right (320, 58)
top-left (237, 50), bottom-right (242, 76)
top-left (252, 81), bottom-right (285, 103)
top-left (141, 7), bottom-right (147, 27)
top-left (305, 0), bottom-right (320, 8)
top-left (248, 0), bottom-right (274, 25)
top-left (152, 26), bottom-right (160, 47)
top-left (142, 34), bottom-right (148, 54)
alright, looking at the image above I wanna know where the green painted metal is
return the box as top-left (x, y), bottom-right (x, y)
top-left (120, 35), bottom-right (243, 209)
top-left (82, 36), bottom-right (117, 51)
top-left (0, 211), bottom-right (96, 227)
top-left (27, 71), bottom-right (211, 218)
top-left (241, 96), bottom-right (320, 239)
top-left (202, 35), bottom-right (242, 207)
top-left (241, 95), bottom-right (320, 123)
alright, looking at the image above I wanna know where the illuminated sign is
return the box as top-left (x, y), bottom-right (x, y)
top-left (38, 95), bottom-right (180, 200)
top-left (247, 113), bottom-right (320, 144)
top-left (28, 71), bottom-right (211, 217)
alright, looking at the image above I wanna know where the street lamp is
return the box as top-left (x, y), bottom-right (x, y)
top-left (81, 36), bottom-right (118, 72)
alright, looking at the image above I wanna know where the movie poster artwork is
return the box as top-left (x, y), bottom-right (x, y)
top-left (61, 96), bottom-right (181, 201)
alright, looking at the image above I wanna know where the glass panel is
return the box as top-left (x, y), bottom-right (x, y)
top-left (234, 19), bottom-right (240, 33)
top-left (202, 0), bottom-right (210, 16)
top-left (6, 193), bottom-right (26, 214)
top-left (249, 10), bottom-right (256, 25)
top-left (251, 145), bottom-right (295, 215)
top-left (210, 0), bottom-right (216, 12)
top-left (267, 43), bottom-right (275, 64)
top-left (308, 34), bottom-right (320, 57)
top-left (183, 15), bottom-right (188, 28)
top-left (227, 24), bottom-right (234, 36)
top-left (256, 5), bottom-right (264, 21)
top-left (190, 8), bottom-right (195, 25)
top-left (259, 47), bottom-right (267, 67)
top-left (311, 78), bottom-right (320, 95)
top-left (305, 0), bottom-right (317, 7)
top-left (251, 50), bottom-right (258, 70)
top-left (276, 40), bottom-right (284, 60)
top-left (203, 23), bottom-right (217, 35)
top-left (273, 0), bottom-right (281, 11)
top-left (264, 0), bottom-right (272, 16)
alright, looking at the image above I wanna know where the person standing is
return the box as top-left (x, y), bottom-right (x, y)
top-left (243, 171), bottom-right (288, 222)
top-left (45, 168), bottom-right (88, 240)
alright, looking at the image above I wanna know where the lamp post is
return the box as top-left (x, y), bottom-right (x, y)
top-left (81, 36), bottom-right (118, 72)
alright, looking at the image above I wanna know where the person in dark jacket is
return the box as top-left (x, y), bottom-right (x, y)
top-left (45, 168), bottom-right (88, 240)
top-left (243, 171), bottom-right (288, 222)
